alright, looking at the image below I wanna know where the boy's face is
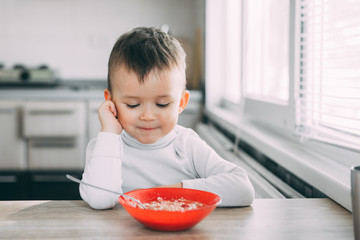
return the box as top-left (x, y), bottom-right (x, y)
top-left (108, 66), bottom-right (189, 144)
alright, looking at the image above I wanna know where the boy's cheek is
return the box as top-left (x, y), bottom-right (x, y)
top-left (115, 104), bottom-right (126, 116)
top-left (117, 109), bottom-right (134, 124)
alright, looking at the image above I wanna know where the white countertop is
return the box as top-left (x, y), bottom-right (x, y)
top-left (0, 80), bottom-right (106, 100)
top-left (0, 85), bottom-right (202, 102)
top-left (0, 88), bottom-right (104, 100)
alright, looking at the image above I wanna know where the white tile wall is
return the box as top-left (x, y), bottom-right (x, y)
top-left (0, 0), bottom-right (205, 80)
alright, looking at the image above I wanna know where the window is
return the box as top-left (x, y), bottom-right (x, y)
top-left (243, 0), bottom-right (290, 103)
top-left (205, 0), bottom-right (242, 107)
top-left (206, 0), bottom-right (360, 154)
top-left (205, 0), bottom-right (360, 210)
top-left (241, 0), bottom-right (294, 130)
top-left (296, 0), bottom-right (360, 151)
top-left (224, 0), bottom-right (242, 103)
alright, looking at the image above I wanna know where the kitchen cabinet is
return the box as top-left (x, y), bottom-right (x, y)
top-left (0, 171), bottom-right (82, 200)
top-left (88, 100), bottom-right (102, 140)
top-left (23, 101), bottom-right (86, 138)
top-left (28, 171), bottom-right (82, 200)
top-left (0, 101), bottom-right (26, 170)
top-left (28, 138), bottom-right (86, 170)
top-left (178, 91), bottom-right (203, 129)
top-left (0, 98), bottom-right (88, 200)
top-left (0, 171), bottom-right (29, 200)
top-left (23, 101), bottom-right (86, 170)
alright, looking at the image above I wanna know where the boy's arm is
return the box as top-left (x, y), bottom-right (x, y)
top-left (80, 100), bottom-right (124, 209)
top-left (79, 132), bottom-right (123, 209)
top-left (181, 136), bottom-right (255, 207)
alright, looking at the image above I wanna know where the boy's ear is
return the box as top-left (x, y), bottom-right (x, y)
top-left (179, 90), bottom-right (190, 113)
top-left (104, 88), bottom-right (112, 101)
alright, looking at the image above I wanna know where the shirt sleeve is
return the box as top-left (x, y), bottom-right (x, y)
top-left (79, 132), bottom-right (123, 209)
top-left (181, 134), bottom-right (255, 207)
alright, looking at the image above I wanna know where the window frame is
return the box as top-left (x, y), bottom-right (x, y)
top-left (237, 0), bottom-right (295, 132)
top-left (206, 0), bottom-right (360, 163)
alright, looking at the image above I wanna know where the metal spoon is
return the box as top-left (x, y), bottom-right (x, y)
top-left (66, 174), bottom-right (146, 209)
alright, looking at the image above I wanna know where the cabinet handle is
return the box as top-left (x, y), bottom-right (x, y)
top-left (0, 108), bottom-right (15, 114)
top-left (30, 139), bottom-right (76, 148)
top-left (27, 110), bottom-right (74, 115)
top-left (32, 174), bottom-right (80, 182)
top-left (0, 175), bottom-right (17, 183)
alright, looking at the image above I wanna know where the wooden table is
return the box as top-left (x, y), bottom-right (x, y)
top-left (0, 199), bottom-right (354, 239)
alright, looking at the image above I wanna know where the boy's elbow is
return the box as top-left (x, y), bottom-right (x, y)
top-left (240, 186), bottom-right (255, 206)
top-left (85, 197), bottom-right (116, 210)
top-left (218, 182), bottom-right (255, 207)
top-left (80, 185), bottom-right (117, 210)
top-left (233, 182), bottom-right (255, 207)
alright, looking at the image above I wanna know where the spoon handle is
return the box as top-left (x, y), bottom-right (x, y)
top-left (66, 174), bottom-right (146, 209)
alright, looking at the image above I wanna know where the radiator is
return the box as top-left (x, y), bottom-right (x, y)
top-left (196, 123), bottom-right (304, 199)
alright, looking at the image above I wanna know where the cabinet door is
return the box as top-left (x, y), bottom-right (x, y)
top-left (0, 172), bottom-right (29, 200)
top-left (88, 100), bottom-right (102, 140)
top-left (23, 101), bottom-right (86, 170)
top-left (178, 91), bottom-right (203, 129)
top-left (28, 137), bottom-right (85, 170)
top-left (29, 171), bottom-right (82, 200)
top-left (23, 101), bottom-right (86, 138)
top-left (0, 101), bottom-right (26, 170)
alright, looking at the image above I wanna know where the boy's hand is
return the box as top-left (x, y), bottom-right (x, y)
top-left (156, 183), bottom-right (183, 188)
top-left (98, 100), bottom-right (123, 134)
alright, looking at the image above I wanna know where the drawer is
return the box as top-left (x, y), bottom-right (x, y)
top-left (29, 171), bottom-right (82, 200)
top-left (0, 171), bottom-right (83, 200)
top-left (23, 101), bottom-right (86, 138)
top-left (0, 172), bottom-right (30, 200)
top-left (28, 137), bottom-right (85, 170)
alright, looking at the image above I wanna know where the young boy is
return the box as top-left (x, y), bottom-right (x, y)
top-left (80, 27), bottom-right (254, 209)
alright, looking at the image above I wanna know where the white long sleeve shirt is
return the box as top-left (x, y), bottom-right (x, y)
top-left (80, 125), bottom-right (254, 209)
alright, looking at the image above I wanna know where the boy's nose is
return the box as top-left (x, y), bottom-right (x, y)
top-left (139, 107), bottom-right (155, 121)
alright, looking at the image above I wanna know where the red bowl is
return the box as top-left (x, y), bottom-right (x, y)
top-left (118, 188), bottom-right (221, 231)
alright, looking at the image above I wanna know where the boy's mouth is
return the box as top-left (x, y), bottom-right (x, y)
top-left (138, 127), bottom-right (157, 131)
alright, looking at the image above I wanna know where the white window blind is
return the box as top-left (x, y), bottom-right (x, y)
top-left (296, 0), bottom-right (360, 151)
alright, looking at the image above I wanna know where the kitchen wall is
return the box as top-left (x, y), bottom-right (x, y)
top-left (0, 0), bottom-right (205, 85)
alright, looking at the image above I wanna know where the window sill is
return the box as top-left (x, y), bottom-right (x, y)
top-left (205, 107), bottom-right (352, 211)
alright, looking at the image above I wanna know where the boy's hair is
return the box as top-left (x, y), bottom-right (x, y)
top-left (107, 27), bottom-right (186, 91)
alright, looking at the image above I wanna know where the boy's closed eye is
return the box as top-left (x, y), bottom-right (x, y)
top-left (156, 103), bottom-right (170, 108)
top-left (125, 103), bottom-right (171, 108)
top-left (126, 104), bottom-right (140, 108)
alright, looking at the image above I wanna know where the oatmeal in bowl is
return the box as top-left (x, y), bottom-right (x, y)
top-left (118, 188), bottom-right (221, 231)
